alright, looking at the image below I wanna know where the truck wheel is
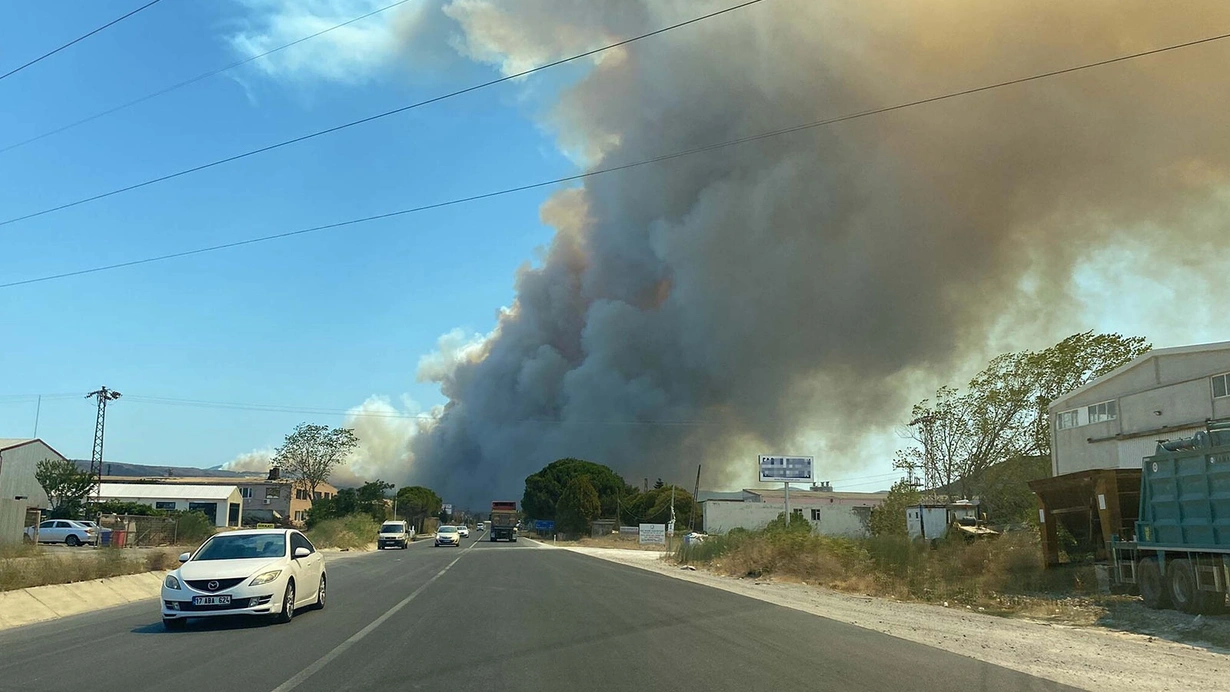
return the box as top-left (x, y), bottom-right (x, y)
top-left (1168, 559), bottom-right (1200, 614)
top-left (1200, 590), bottom-right (1228, 616)
top-left (1138, 558), bottom-right (1170, 609)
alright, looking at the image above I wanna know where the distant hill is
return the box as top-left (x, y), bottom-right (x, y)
top-left (72, 459), bottom-right (251, 478)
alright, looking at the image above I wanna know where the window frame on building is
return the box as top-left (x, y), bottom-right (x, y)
top-left (1213, 373), bottom-right (1230, 399)
top-left (1056, 409), bottom-right (1080, 430)
top-left (239, 487), bottom-right (252, 499)
top-left (154, 501), bottom-right (176, 511)
top-left (810, 508), bottom-right (822, 521)
top-left (265, 486), bottom-right (281, 499)
top-left (1087, 399), bottom-right (1118, 424)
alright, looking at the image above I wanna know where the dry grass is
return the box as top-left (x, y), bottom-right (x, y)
top-left (306, 515), bottom-right (379, 550)
top-left (563, 534), bottom-right (668, 551)
top-left (0, 547), bottom-right (182, 592)
top-left (677, 528), bottom-right (1100, 617)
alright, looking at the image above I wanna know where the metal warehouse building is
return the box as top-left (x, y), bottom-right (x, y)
top-left (0, 438), bottom-right (60, 544)
top-left (97, 482), bottom-right (242, 527)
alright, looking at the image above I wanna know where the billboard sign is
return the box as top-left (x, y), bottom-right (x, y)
top-left (638, 523), bottom-right (667, 545)
top-left (758, 455), bottom-right (814, 483)
top-left (442, 503), bottom-right (453, 516)
top-left (533, 519), bottom-right (555, 533)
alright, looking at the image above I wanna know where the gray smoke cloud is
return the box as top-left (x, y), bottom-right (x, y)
top-left (382, 0), bottom-right (1230, 507)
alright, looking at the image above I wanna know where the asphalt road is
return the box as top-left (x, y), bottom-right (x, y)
top-left (0, 535), bottom-right (1073, 691)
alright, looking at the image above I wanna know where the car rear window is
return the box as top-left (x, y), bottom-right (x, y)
top-left (381, 523), bottom-right (404, 532)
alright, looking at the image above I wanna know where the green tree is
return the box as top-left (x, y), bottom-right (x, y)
top-left (273, 423), bottom-right (359, 502)
top-left (395, 486), bottom-right (443, 527)
top-left (868, 479), bottom-right (922, 538)
top-left (556, 475), bottom-right (601, 534)
top-left (35, 458), bottom-right (94, 519)
top-left (522, 458), bottom-right (628, 521)
top-left (618, 484), bottom-right (695, 529)
top-left (355, 480), bottom-right (393, 522)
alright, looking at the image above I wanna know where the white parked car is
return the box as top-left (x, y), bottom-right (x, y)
top-left (457, 525), bottom-right (470, 538)
top-left (24, 519), bottom-right (98, 546)
top-left (160, 529), bottom-right (326, 630)
top-left (434, 525), bottom-right (460, 547)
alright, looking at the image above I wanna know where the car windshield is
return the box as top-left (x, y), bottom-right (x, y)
top-left (380, 523), bottom-right (403, 533)
top-left (194, 534), bottom-right (286, 561)
top-left (438, 526), bottom-right (457, 534)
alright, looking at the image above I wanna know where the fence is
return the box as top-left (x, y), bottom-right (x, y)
top-left (99, 514), bottom-right (179, 547)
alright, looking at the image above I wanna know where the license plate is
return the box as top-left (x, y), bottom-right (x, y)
top-left (192, 595), bottom-right (232, 606)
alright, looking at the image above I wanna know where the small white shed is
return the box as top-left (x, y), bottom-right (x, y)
top-left (97, 483), bottom-right (242, 527)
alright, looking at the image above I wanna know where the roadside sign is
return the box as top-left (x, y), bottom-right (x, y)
top-left (618, 525), bottom-right (638, 536)
top-left (534, 519), bottom-right (555, 533)
top-left (442, 503), bottom-right (453, 516)
top-left (638, 523), bottom-right (666, 545)
top-left (758, 455), bottom-right (814, 482)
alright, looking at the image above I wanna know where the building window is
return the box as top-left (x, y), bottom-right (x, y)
top-left (296, 488), bottom-right (309, 501)
top-left (294, 511), bottom-right (305, 522)
top-left (265, 487), bottom-right (281, 499)
top-left (314, 491), bottom-right (322, 500)
top-left (1088, 400), bottom-right (1118, 424)
top-left (810, 509), bottom-right (822, 521)
top-left (1214, 373), bottom-right (1230, 399)
top-left (1056, 409), bottom-right (1079, 430)
top-left (239, 487), bottom-right (252, 499)
top-left (155, 501), bottom-right (176, 510)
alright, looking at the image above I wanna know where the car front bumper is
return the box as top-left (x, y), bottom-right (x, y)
top-left (160, 581), bottom-right (285, 619)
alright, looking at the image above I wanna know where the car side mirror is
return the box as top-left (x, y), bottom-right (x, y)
top-left (178, 552), bottom-right (191, 563)
top-left (294, 547), bottom-right (311, 559)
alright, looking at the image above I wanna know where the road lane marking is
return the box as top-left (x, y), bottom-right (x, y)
top-left (269, 538), bottom-right (480, 692)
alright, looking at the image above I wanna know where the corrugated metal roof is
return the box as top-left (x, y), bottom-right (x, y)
top-left (0, 438), bottom-right (36, 451)
top-left (98, 482), bottom-right (239, 500)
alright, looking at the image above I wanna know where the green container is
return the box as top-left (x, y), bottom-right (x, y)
top-left (1136, 422), bottom-right (1230, 550)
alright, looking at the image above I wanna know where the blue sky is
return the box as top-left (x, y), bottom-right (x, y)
top-left (0, 0), bottom-right (573, 466)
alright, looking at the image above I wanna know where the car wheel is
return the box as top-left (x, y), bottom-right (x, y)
top-left (274, 581), bottom-right (296, 624)
top-left (1138, 557), bottom-right (1170, 610)
top-left (64, 534), bottom-right (81, 547)
top-left (314, 575), bottom-right (327, 610)
top-left (162, 617), bottom-right (186, 631)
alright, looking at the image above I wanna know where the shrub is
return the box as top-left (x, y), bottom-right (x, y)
top-left (173, 511), bottom-right (216, 545)
top-left (307, 514), bottom-right (380, 550)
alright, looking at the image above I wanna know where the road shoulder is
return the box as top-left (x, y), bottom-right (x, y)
top-left (560, 545), bottom-right (1228, 691)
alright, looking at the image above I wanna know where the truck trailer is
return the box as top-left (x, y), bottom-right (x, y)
top-left (1109, 421), bottom-right (1230, 614)
top-left (490, 501), bottom-right (518, 542)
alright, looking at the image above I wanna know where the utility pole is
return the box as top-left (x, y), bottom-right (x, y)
top-left (85, 386), bottom-right (122, 519)
top-left (33, 395), bottom-right (41, 437)
top-left (691, 464), bottom-right (702, 532)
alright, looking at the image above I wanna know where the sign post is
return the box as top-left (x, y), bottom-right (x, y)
top-left (758, 455), bottom-right (814, 525)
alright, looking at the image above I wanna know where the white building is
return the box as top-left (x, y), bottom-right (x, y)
top-left (1049, 341), bottom-right (1230, 476)
top-left (98, 482), bottom-right (242, 527)
top-left (702, 487), bottom-right (888, 538)
top-left (0, 438), bottom-right (60, 544)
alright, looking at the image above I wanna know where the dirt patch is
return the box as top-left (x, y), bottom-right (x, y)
top-left (564, 545), bottom-right (1230, 691)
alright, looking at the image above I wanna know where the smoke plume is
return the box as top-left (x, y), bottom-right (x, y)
top-left (373, 0), bottom-right (1230, 506)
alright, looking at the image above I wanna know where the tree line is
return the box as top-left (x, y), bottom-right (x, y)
top-left (521, 458), bottom-right (696, 535)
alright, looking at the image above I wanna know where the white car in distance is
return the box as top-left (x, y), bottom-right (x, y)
top-left (161, 529), bottom-right (326, 630)
top-left (25, 520), bottom-right (98, 546)
top-left (457, 525), bottom-right (470, 538)
top-left (434, 525), bottom-right (460, 547)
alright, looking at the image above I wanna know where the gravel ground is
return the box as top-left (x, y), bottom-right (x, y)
top-left (555, 545), bottom-right (1230, 692)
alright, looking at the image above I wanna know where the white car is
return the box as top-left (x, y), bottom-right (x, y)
top-left (457, 525), bottom-right (470, 538)
top-left (24, 519), bottom-right (98, 546)
top-left (434, 525), bottom-right (460, 547)
top-left (160, 529), bottom-right (326, 630)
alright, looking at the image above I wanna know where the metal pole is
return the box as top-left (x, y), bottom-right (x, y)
top-left (784, 481), bottom-right (790, 526)
top-left (33, 395), bottom-right (41, 437)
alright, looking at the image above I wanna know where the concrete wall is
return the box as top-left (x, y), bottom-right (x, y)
top-left (100, 492), bottom-right (241, 527)
top-left (0, 441), bottom-right (56, 509)
top-left (703, 500), bottom-right (872, 538)
top-left (1052, 349), bottom-right (1230, 475)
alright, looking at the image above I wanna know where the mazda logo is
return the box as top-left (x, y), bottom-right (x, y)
top-left (207, 580), bottom-right (219, 591)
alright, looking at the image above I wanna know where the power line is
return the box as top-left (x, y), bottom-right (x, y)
top-left (0, 0), bottom-right (415, 156)
top-left (0, 0), bottom-right (164, 82)
top-left (0, 0), bottom-right (767, 229)
top-left (5, 26), bottom-right (1228, 290)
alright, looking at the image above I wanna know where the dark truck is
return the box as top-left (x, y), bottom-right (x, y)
top-left (1110, 420), bottom-right (1230, 614)
top-left (490, 501), bottom-right (518, 542)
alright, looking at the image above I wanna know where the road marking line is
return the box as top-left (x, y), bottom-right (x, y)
top-left (269, 538), bottom-right (480, 692)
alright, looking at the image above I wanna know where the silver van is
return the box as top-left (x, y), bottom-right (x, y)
top-left (377, 520), bottom-right (411, 549)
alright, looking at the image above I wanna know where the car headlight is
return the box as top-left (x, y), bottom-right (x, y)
top-left (249, 570), bottom-right (282, 586)
top-left (164, 575), bottom-right (181, 590)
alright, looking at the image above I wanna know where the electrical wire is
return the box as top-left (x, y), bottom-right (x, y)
top-left (4, 26), bottom-right (1227, 290)
top-left (0, 0), bottom-right (164, 82)
top-left (0, 0), bottom-right (767, 229)
top-left (0, 0), bottom-right (415, 156)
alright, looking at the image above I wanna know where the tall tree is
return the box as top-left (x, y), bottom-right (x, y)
top-left (272, 423), bottom-right (359, 502)
top-left (868, 479), bottom-right (922, 538)
top-left (35, 458), bottom-right (94, 519)
top-left (395, 486), bottom-right (443, 526)
top-left (522, 458), bottom-right (628, 521)
top-left (556, 475), bottom-right (601, 534)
